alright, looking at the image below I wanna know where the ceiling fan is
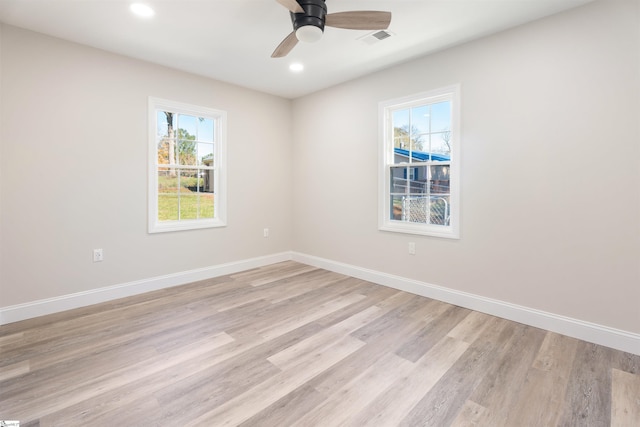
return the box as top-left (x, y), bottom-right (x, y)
top-left (272, 0), bottom-right (392, 58)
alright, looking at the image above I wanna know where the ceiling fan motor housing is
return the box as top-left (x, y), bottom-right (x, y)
top-left (290, 0), bottom-right (327, 33)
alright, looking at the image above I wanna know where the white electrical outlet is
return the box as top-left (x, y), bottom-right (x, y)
top-left (263, 228), bottom-right (269, 238)
top-left (408, 242), bottom-right (416, 255)
top-left (93, 248), bottom-right (104, 262)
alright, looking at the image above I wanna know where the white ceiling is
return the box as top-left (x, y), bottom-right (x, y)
top-left (0, 0), bottom-right (594, 99)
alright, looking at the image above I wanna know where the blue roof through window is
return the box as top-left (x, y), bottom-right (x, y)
top-left (394, 148), bottom-right (450, 162)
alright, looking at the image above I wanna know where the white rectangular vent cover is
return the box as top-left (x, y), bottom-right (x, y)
top-left (358, 30), bottom-right (394, 45)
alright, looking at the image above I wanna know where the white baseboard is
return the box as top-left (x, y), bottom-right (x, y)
top-left (292, 252), bottom-right (640, 356)
top-left (0, 252), bottom-right (293, 326)
top-left (3, 250), bottom-right (638, 356)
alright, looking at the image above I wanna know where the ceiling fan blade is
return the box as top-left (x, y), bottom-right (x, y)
top-left (271, 31), bottom-right (299, 58)
top-left (325, 11), bottom-right (392, 30)
top-left (276, 0), bottom-right (304, 14)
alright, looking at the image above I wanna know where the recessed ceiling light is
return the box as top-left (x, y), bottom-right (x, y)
top-left (130, 3), bottom-right (155, 18)
top-left (289, 63), bottom-right (304, 72)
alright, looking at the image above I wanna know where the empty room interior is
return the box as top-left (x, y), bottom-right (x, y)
top-left (1, 0), bottom-right (639, 425)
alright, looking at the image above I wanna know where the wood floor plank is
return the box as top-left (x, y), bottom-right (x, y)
top-left (232, 270), bottom-right (346, 307)
top-left (39, 392), bottom-right (162, 427)
top-left (611, 368), bottom-right (640, 427)
top-left (2, 331), bottom-right (235, 424)
top-left (447, 310), bottom-right (500, 344)
top-left (395, 304), bottom-right (471, 362)
top-left (1, 278), bottom-right (239, 366)
top-left (465, 323), bottom-right (547, 426)
top-left (250, 265), bottom-right (319, 287)
top-left (267, 305), bottom-right (382, 369)
top-left (184, 335), bottom-right (366, 427)
top-left (449, 400), bottom-right (487, 426)
top-left (146, 354), bottom-right (281, 425)
top-left (349, 293), bottom-right (434, 344)
top-left (502, 332), bottom-right (579, 426)
top-left (313, 281), bottom-right (398, 328)
top-left (291, 352), bottom-right (414, 427)
top-left (611, 349), bottom-right (640, 375)
top-left (1, 262), bottom-right (636, 426)
top-left (304, 293), bottom-right (442, 399)
top-left (145, 322), bottom-right (323, 425)
top-left (258, 293), bottom-right (366, 340)
top-left (306, 325), bottom-right (420, 398)
top-left (347, 336), bottom-right (470, 426)
top-left (238, 384), bottom-right (327, 427)
top-left (557, 341), bottom-right (614, 426)
top-left (0, 359), bottom-right (29, 382)
top-left (395, 314), bottom-right (511, 427)
top-left (229, 261), bottom-right (315, 285)
top-left (0, 331), bottom-right (24, 347)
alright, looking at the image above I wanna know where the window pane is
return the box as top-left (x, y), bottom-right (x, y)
top-left (156, 111), bottom-right (174, 139)
top-left (199, 169), bottom-right (214, 193)
top-left (180, 169), bottom-right (198, 192)
top-left (431, 101), bottom-right (451, 133)
top-left (390, 195), bottom-right (450, 226)
top-left (390, 166), bottom-right (409, 195)
top-left (410, 134), bottom-right (426, 154)
top-left (430, 195), bottom-right (450, 225)
top-left (157, 111), bottom-right (175, 165)
top-left (177, 169), bottom-right (215, 220)
top-left (199, 191), bottom-right (215, 219)
top-left (157, 137), bottom-right (173, 165)
top-left (416, 152), bottom-right (430, 162)
top-left (404, 197), bottom-right (428, 224)
top-left (179, 193), bottom-right (199, 220)
top-left (430, 164), bottom-right (450, 194)
top-left (409, 165), bottom-right (428, 194)
top-left (198, 143), bottom-right (214, 166)
top-left (177, 139), bottom-right (197, 166)
top-left (158, 168), bottom-right (178, 193)
top-left (178, 114), bottom-right (197, 137)
top-left (393, 109), bottom-right (410, 150)
top-left (392, 109), bottom-right (409, 129)
top-left (431, 132), bottom-right (452, 156)
top-left (412, 105), bottom-right (429, 134)
top-left (198, 118), bottom-right (214, 142)
top-left (393, 127), bottom-right (410, 149)
top-left (158, 169), bottom-right (178, 221)
top-left (390, 195), bottom-right (404, 221)
top-left (178, 169), bottom-right (197, 220)
top-left (391, 165), bottom-right (428, 195)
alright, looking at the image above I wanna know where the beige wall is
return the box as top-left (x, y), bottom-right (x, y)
top-left (291, 0), bottom-right (640, 333)
top-left (1, 1), bottom-right (638, 336)
top-left (0, 26), bottom-right (293, 306)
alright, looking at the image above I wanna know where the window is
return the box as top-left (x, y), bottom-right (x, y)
top-left (379, 85), bottom-right (460, 238)
top-left (148, 97), bottom-right (227, 233)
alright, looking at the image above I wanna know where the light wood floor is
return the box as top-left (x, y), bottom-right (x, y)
top-left (1, 261), bottom-right (639, 426)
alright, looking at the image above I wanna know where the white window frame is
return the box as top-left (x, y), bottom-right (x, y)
top-left (148, 97), bottom-right (227, 233)
top-left (378, 85), bottom-right (460, 239)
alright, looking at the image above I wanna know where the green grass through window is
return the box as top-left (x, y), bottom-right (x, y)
top-left (158, 193), bottom-right (214, 221)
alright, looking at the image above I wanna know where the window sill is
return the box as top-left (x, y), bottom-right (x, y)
top-left (148, 218), bottom-right (226, 234)
top-left (379, 222), bottom-right (459, 239)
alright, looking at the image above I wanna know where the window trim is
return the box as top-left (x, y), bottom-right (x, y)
top-left (148, 97), bottom-right (227, 233)
top-left (378, 85), bottom-right (461, 239)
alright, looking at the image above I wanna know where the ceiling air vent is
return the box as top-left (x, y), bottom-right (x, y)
top-left (358, 30), bottom-right (394, 45)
